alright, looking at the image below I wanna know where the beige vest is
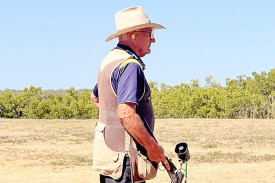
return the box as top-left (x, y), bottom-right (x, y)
top-left (93, 48), bottom-right (154, 182)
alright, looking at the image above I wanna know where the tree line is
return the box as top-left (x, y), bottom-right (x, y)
top-left (0, 87), bottom-right (98, 119)
top-left (0, 69), bottom-right (274, 119)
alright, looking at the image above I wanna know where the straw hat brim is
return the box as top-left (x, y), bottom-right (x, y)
top-left (105, 23), bottom-right (165, 42)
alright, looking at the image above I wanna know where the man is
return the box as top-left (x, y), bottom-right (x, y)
top-left (91, 6), bottom-right (170, 183)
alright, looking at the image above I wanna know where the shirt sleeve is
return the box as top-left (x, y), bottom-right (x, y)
top-left (115, 62), bottom-right (145, 105)
top-left (93, 84), bottom-right (99, 98)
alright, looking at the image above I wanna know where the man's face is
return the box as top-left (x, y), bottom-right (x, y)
top-left (133, 28), bottom-right (155, 57)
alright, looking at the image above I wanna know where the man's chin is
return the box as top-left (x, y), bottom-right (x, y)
top-left (139, 49), bottom-right (151, 57)
top-left (143, 49), bottom-right (151, 57)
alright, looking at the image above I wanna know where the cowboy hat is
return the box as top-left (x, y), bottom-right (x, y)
top-left (105, 6), bottom-right (165, 42)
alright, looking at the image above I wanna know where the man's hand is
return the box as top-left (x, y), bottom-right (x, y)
top-left (90, 92), bottom-right (99, 108)
top-left (147, 142), bottom-right (171, 170)
top-left (117, 103), bottom-right (170, 170)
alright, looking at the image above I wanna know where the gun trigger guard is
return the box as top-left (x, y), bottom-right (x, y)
top-left (158, 163), bottom-right (166, 171)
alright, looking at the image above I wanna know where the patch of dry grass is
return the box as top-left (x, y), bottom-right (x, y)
top-left (0, 118), bottom-right (274, 183)
top-left (154, 119), bottom-right (275, 164)
top-left (0, 119), bottom-right (96, 168)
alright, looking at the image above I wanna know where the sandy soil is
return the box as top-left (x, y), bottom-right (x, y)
top-left (0, 119), bottom-right (274, 183)
top-left (1, 161), bottom-right (275, 183)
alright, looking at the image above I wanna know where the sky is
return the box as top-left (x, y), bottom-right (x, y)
top-left (0, 0), bottom-right (274, 90)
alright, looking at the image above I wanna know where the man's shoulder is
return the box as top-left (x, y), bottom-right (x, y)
top-left (100, 49), bottom-right (131, 72)
top-left (119, 58), bottom-right (143, 70)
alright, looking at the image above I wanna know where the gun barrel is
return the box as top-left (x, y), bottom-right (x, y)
top-left (163, 157), bottom-right (185, 183)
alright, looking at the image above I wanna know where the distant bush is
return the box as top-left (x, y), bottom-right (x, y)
top-left (0, 69), bottom-right (274, 119)
top-left (0, 86), bottom-right (98, 119)
top-left (150, 69), bottom-right (275, 119)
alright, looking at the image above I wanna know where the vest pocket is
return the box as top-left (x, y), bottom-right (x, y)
top-left (93, 122), bottom-right (127, 179)
top-left (137, 151), bottom-right (158, 180)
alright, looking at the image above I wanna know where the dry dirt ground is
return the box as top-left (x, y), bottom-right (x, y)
top-left (0, 118), bottom-right (274, 183)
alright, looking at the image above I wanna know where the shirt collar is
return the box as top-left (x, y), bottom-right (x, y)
top-left (115, 43), bottom-right (146, 70)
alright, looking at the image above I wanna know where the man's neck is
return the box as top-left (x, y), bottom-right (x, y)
top-left (117, 43), bottom-right (136, 55)
top-left (116, 43), bottom-right (145, 70)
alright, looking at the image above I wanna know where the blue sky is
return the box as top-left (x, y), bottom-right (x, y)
top-left (0, 0), bottom-right (274, 90)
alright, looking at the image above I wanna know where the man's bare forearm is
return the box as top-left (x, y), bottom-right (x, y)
top-left (117, 103), bottom-right (158, 151)
top-left (117, 103), bottom-right (170, 170)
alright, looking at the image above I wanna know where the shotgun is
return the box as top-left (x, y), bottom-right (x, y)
top-left (141, 118), bottom-right (190, 182)
top-left (164, 142), bottom-right (190, 183)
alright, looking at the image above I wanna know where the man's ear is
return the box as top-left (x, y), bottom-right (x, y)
top-left (121, 33), bottom-right (130, 40)
top-left (126, 32), bottom-right (136, 40)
